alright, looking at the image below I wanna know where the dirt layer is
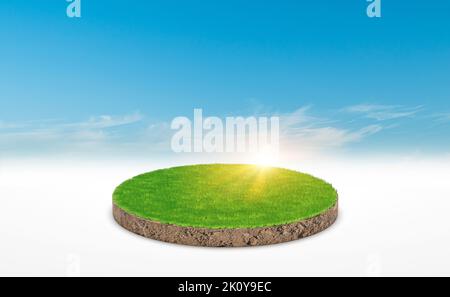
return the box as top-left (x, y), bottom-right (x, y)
top-left (113, 203), bottom-right (338, 247)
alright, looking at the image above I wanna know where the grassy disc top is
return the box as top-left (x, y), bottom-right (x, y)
top-left (113, 164), bottom-right (338, 229)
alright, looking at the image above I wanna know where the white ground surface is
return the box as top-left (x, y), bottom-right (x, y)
top-left (1, 157), bottom-right (450, 277)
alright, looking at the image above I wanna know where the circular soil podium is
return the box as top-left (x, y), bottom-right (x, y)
top-left (113, 164), bottom-right (338, 247)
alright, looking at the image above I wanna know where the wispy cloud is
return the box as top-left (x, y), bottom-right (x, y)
top-left (280, 107), bottom-right (383, 149)
top-left (433, 113), bottom-right (450, 123)
top-left (280, 106), bottom-right (330, 127)
top-left (0, 121), bottom-right (23, 130)
top-left (0, 112), bottom-right (144, 154)
top-left (0, 104), bottom-right (433, 157)
top-left (343, 104), bottom-right (422, 121)
top-left (63, 113), bottom-right (143, 130)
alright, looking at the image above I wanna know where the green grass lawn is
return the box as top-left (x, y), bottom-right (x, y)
top-left (113, 164), bottom-right (338, 229)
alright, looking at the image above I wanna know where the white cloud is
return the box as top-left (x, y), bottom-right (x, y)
top-left (433, 113), bottom-right (450, 123)
top-left (0, 113), bottom-right (144, 154)
top-left (288, 125), bottom-right (382, 147)
top-left (64, 113), bottom-right (143, 130)
top-left (343, 104), bottom-right (422, 121)
top-left (1, 106), bottom-right (417, 157)
top-left (279, 107), bottom-right (383, 149)
top-left (281, 106), bottom-right (327, 127)
top-left (0, 121), bottom-right (22, 130)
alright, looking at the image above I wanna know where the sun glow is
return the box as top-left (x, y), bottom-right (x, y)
top-left (252, 149), bottom-right (280, 168)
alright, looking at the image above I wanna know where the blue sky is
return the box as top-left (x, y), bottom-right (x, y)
top-left (1, 1), bottom-right (450, 157)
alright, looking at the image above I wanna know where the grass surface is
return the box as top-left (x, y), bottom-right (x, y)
top-left (113, 164), bottom-right (338, 229)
